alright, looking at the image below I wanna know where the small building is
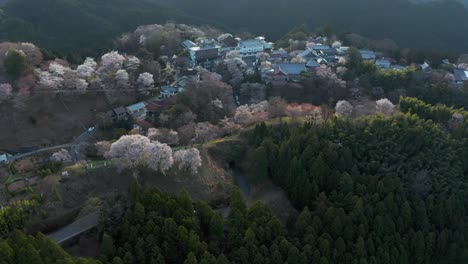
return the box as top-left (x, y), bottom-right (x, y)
top-left (173, 56), bottom-right (190, 68)
top-left (391, 65), bottom-right (406, 71)
top-left (182, 40), bottom-right (197, 50)
top-left (311, 44), bottom-right (331, 52)
top-left (145, 102), bottom-right (164, 119)
top-left (111, 106), bottom-right (128, 122)
top-left (306, 59), bottom-right (321, 71)
top-left (297, 48), bottom-right (316, 60)
top-left (239, 39), bottom-right (265, 57)
top-left (269, 49), bottom-right (290, 62)
top-left (126, 102), bottom-right (147, 120)
top-left (0, 153), bottom-right (12, 164)
top-left (160, 76), bottom-right (196, 99)
top-left (320, 48), bottom-right (339, 57)
top-left (375, 59), bottom-right (391, 69)
top-left (454, 69), bottom-right (468, 85)
top-left (265, 63), bottom-right (306, 83)
top-left (218, 34), bottom-right (239, 53)
top-left (189, 46), bottom-right (220, 64)
top-left (420, 62), bottom-right (432, 72)
top-left (359, 50), bottom-right (377, 61)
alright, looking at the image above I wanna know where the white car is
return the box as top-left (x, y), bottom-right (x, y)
top-left (87, 127), bottom-right (95, 132)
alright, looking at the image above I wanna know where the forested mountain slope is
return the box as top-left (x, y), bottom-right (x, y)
top-left (246, 98), bottom-right (468, 263)
top-left (158, 0), bottom-right (468, 52)
top-left (0, 0), bottom-right (199, 56)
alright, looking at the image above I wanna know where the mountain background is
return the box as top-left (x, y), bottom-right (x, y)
top-left (156, 0), bottom-right (468, 52)
top-left (0, 0), bottom-right (467, 55)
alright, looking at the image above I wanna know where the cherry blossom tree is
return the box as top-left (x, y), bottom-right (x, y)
top-left (95, 141), bottom-right (111, 157)
top-left (114, 69), bottom-right (130, 89)
top-left (76, 57), bottom-right (97, 79)
top-left (137, 72), bottom-right (154, 95)
top-left (224, 54), bottom-right (246, 86)
top-left (234, 101), bottom-right (269, 126)
top-left (147, 128), bottom-right (180, 145)
top-left (174, 148), bottom-right (202, 175)
top-left (193, 122), bottom-right (221, 143)
top-left (0, 83), bottom-right (13, 101)
top-left (144, 141), bottom-right (174, 172)
top-left (50, 149), bottom-right (72, 163)
top-left (291, 57), bottom-right (307, 64)
top-left (332, 41), bottom-right (342, 48)
top-left (105, 135), bottom-right (173, 173)
top-left (448, 113), bottom-right (464, 130)
top-left (219, 117), bottom-right (241, 136)
top-left (125, 56), bottom-right (140, 73)
top-left (268, 97), bottom-right (287, 118)
top-left (98, 51), bottom-right (125, 75)
top-left (375, 98), bottom-right (395, 115)
top-left (36, 69), bottom-right (63, 90)
top-left (75, 78), bottom-right (88, 93)
top-left (335, 100), bottom-right (353, 117)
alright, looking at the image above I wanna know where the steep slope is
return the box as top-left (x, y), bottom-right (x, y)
top-left (0, 0), bottom-right (194, 55)
top-left (158, 0), bottom-right (468, 52)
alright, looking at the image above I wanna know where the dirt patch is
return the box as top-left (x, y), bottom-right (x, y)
top-left (0, 92), bottom-right (136, 151)
top-left (142, 147), bottom-right (232, 205)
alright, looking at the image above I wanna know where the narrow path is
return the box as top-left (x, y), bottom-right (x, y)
top-left (9, 144), bottom-right (72, 162)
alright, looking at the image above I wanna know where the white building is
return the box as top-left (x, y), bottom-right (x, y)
top-left (0, 153), bottom-right (12, 164)
top-left (238, 37), bottom-right (273, 57)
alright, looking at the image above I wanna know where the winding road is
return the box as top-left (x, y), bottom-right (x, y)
top-left (8, 126), bottom-right (96, 163)
top-left (9, 144), bottom-right (72, 162)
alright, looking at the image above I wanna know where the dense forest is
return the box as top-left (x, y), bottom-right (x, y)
top-left (0, 0), bottom-right (207, 56)
top-left (246, 97), bottom-right (468, 263)
top-left (1, 98), bottom-right (468, 263)
top-left (158, 0), bottom-right (468, 52)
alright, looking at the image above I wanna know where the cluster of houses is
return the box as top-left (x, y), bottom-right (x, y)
top-left (178, 34), bottom-right (419, 85)
top-left (108, 33), bottom-right (468, 126)
top-left (108, 99), bottom-right (162, 123)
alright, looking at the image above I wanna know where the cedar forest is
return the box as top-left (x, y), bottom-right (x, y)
top-left (2, 97), bottom-right (468, 263)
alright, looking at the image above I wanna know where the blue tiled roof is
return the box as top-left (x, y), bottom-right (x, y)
top-left (183, 40), bottom-right (196, 49)
top-left (306, 59), bottom-right (320, 68)
top-left (126, 102), bottom-right (146, 112)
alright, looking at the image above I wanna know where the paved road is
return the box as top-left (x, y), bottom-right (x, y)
top-left (47, 211), bottom-right (100, 244)
top-left (71, 127), bottom-right (97, 161)
top-left (9, 144), bottom-right (72, 162)
top-left (8, 126), bottom-right (96, 163)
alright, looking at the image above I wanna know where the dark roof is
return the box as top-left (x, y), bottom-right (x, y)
top-left (454, 69), bottom-right (468, 81)
top-left (174, 56), bottom-right (190, 65)
top-left (179, 68), bottom-right (198, 77)
top-left (220, 35), bottom-right (239, 48)
top-left (193, 47), bottom-right (219, 61)
top-left (113, 106), bottom-right (127, 115)
top-left (274, 63), bottom-right (306, 75)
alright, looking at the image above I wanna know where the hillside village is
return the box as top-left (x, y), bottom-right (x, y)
top-left (92, 32), bottom-right (468, 140)
top-left (1, 13), bottom-right (468, 262)
top-left (1, 23), bottom-right (468, 252)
